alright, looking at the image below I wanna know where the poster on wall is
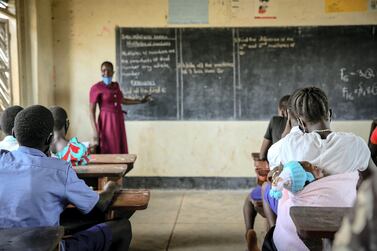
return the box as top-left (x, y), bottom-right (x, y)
top-left (325, 0), bottom-right (368, 12)
top-left (168, 0), bottom-right (209, 24)
top-left (254, 0), bottom-right (277, 19)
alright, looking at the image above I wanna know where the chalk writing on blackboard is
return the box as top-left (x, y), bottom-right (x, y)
top-left (179, 62), bottom-right (234, 75)
top-left (340, 68), bottom-right (377, 101)
top-left (236, 36), bottom-right (296, 55)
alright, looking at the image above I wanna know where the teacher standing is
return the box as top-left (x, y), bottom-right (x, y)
top-left (89, 61), bottom-right (150, 154)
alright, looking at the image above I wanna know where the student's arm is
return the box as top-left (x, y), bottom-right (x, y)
top-left (260, 117), bottom-right (274, 160)
top-left (259, 139), bottom-right (272, 160)
top-left (95, 181), bottom-right (121, 212)
top-left (122, 94), bottom-right (151, 105)
top-left (89, 103), bottom-right (98, 147)
top-left (357, 158), bottom-right (376, 188)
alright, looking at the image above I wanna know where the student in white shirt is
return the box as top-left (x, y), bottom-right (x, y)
top-left (252, 87), bottom-right (375, 251)
top-left (0, 106), bottom-right (23, 151)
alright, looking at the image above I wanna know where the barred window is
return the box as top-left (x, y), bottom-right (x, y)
top-left (0, 18), bottom-right (11, 111)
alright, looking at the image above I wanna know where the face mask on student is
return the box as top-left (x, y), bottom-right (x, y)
top-left (102, 76), bottom-right (112, 85)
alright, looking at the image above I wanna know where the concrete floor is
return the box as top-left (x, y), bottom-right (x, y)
top-left (129, 190), bottom-right (267, 251)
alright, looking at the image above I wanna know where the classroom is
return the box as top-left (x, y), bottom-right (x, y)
top-left (0, 0), bottom-right (376, 250)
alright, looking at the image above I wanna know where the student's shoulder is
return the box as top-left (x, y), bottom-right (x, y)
top-left (329, 132), bottom-right (368, 146)
top-left (270, 116), bottom-right (285, 123)
top-left (41, 155), bottom-right (72, 172)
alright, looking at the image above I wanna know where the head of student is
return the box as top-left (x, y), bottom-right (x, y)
top-left (101, 61), bottom-right (114, 85)
top-left (13, 105), bottom-right (54, 153)
top-left (290, 86), bottom-right (331, 131)
top-left (278, 95), bottom-right (290, 117)
top-left (49, 106), bottom-right (69, 135)
top-left (0, 105), bottom-right (23, 136)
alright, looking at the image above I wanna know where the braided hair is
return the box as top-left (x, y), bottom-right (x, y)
top-left (290, 87), bottom-right (329, 123)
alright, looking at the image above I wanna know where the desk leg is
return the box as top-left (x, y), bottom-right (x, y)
top-left (98, 177), bottom-right (108, 190)
top-left (98, 177), bottom-right (123, 190)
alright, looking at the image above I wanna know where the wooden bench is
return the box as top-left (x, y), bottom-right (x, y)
top-left (290, 206), bottom-right (352, 251)
top-left (75, 164), bottom-right (128, 190)
top-left (0, 226), bottom-right (64, 251)
top-left (89, 154), bottom-right (137, 174)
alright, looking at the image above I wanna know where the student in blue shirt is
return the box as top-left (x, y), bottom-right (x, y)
top-left (0, 105), bottom-right (131, 251)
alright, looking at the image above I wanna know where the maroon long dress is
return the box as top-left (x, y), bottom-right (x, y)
top-left (89, 81), bottom-right (128, 154)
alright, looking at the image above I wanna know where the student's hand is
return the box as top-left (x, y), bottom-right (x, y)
top-left (141, 94), bottom-right (152, 103)
top-left (96, 181), bottom-right (121, 212)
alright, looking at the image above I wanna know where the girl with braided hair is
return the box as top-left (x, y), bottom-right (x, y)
top-left (249, 87), bottom-right (376, 251)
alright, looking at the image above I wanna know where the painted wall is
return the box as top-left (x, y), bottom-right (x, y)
top-left (17, 0), bottom-right (55, 107)
top-left (51, 0), bottom-right (377, 177)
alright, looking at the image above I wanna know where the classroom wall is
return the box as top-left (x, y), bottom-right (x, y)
top-left (51, 0), bottom-right (377, 177)
top-left (17, 0), bottom-right (55, 107)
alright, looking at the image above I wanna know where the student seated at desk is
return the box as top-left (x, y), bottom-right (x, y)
top-left (250, 87), bottom-right (376, 251)
top-left (0, 105), bottom-right (23, 151)
top-left (0, 105), bottom-right (131, 251)
top-left (243, 95), bottom-right (289, 251)
top-left (49, 106), bottom-right (90, 166)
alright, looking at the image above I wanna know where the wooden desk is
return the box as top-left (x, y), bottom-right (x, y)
top-left (112, 189), bottom-right (150, 210)
top-left (89, 154), bottom-right (137, 174)
top-left (67, 189), bottom-right (150, 211)
top-left (75, 164), bottom-right (128, 190)
top-left (290, 206), bottom-right (352, 250)
top-left (0, 226), bottom-right (64, 251)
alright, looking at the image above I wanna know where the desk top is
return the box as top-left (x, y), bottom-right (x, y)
top-left (111, 189), bottom-right (150, 210)
top-left (67, 189), bottom-right (150, 211)
top-left (0, 226), bottom-right (64, 251)
top-left (89, 154), bottom-right (137, 164)
top-left (290, 206), bottom-right (352, 240)
top-left (75, 164), bottom-right (128, 178)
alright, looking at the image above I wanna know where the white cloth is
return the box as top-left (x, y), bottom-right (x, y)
top-left (0, 135), bottom-right (19, 151)
top-left (267, 130), bottom-right (369, 174)
top-left (273, 172), bottom-right (358, 251)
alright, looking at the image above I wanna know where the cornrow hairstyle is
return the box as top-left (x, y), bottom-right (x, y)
top-left (14, 105), bottom-right (54, 148)
top-left (279, 95), bottom-right (291, 111)
top-left (101, 61), bottom-right (113, 71)
top-left (290, 87), bottom-right (329, 123)
top-left (0, 105), bottom-right (23, 135)
top-left (49, 106), bottom-right (68, 131)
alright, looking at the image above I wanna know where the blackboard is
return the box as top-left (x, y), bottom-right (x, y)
top-left (116, 26), bottom-right (377, 120)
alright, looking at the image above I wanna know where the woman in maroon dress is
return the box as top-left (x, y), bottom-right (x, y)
top-left (89, 61), bottom-right (149, 154)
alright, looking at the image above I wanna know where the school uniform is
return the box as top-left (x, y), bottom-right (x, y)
top-left (266, 130), bottom-right (370, 251)
top-left (0, 146), bottom-right (111, 251)
top-left (267, 130), bottom-right (369, 174)
top-left (0, 135), bottom-right (19, 151)
top-left (55, 137), bottom-right (90, 166)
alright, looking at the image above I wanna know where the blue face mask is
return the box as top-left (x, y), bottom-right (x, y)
top-left (102, 76), bottom-right (112, 85)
